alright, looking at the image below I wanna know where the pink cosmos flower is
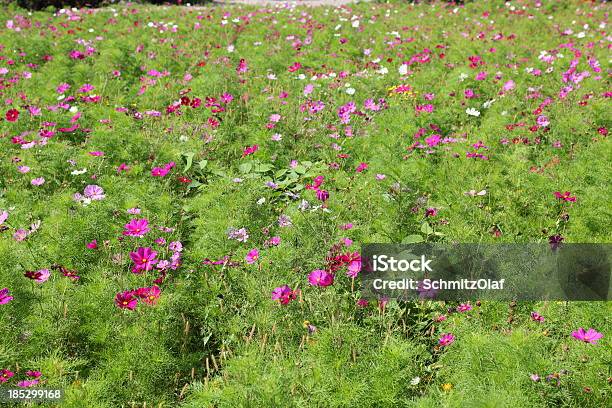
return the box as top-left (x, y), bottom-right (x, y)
top-left (571, 328), bottom-right (603, 345)
top-left (267, 236), bottom-right (281, 246)
top-left (134, 285), bottom-right (161, 305)
top-left (168, 241), bottom-right (183, 252)
top-left (308, 269), bottom-right (334, 287)
top-left (438, 333), bottom-right (455, 347)
top-left (221, 92), bottom-right (234, 104)
top-left (502, 80), bottom-right (515, 91)
top-left (0, 369), bottom-right (14, 383)
top-left (151, 162), bottom-right (175, 177)
top-left (117, 163), bottom-right (130, 173)
top-left (355, 162), bottom-right (368, 173)
top-left (456, 303), bottom-right (472, 313)
top-left (227, 227), bottom-right (249, 242)
top-left (425, 134), bottom-right (441, 147)
top-left (346, 256), bottom-right (361, 278)
top-left (553, 191), bottom-right (576, 202)
top-left (123, 218), bottom-right (150, 237)
top-left (26, 370), bottom-right (41, 378)
top-left (356, 298), bottom-right (369, 308)
top-left (536, 115), bottom-right (550, 127)
top-left (306, 175), bottom-right (324, 190)
top-left (316, 189), bottom-right (330, 202)
top-left (425, 207), bottom-right (438, 217)
top-left (86, 240), bottom-right (97, 249)
top-left (271, 285), bottom-right (296, 305)
top-left (24, 269), bottom-right (50, 283)
top-left (31, 177), bottom-right (45, 186)
top-left (17, 380), bottom-right (39, 388)
top-left (530, 312), bottom-right (545, 323)
top-left (83, 185), bottom-right (105, 200)
top-left (13, 229), bottom-right (28, 241)
top-left (278, 215), bottom-right (292, 227)
top-left (549, 234), bottom-right (564, 251)
top-left (56, 83), bottom-right (70, 93)
top-left (245, 248), bottom-right (259, 264)
top-left (0, 210), bottom-right (8, 225)
top-left (129, 247), bottom-right (158, 273)
top-left (242, 144), bottom-right (259, 157)
top-left (236, 58), bottom-right (248, 74)
top-left (114, 290), bottom-right (138, 310)
top-left (0, 288), bottom-right (13, 305)
top-left (5, 108), bottom-right (19, 122)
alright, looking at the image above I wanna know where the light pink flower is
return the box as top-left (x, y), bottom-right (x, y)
top-left (31, 177), bottom-right (45, 186)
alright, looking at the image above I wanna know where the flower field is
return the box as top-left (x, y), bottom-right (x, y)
top-left (0, 1), bottom-right (610, 406)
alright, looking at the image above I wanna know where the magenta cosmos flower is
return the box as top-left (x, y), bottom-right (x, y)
top-left (134, 285), bottom-right (161, 305)
top-left (346, 255), bottom-right (361, 278)
top-left (571, 328), bottom-right (603, 345)
top-left (129, 247), bottom-right (158, 273)
top-left (425, 207), bottom-right (438, 217)
top-left (530, 312), bottom-right (545, 323)
top-left (308, 270), bottom-right (334, 287)
top-left (456, 303), bottom-right (473, 313)
top-left (123, 218), bottom-right (150, 237)
top-left (114, 290), bottom-right (138, 310)
top-left (0, 369), bottom-right (14, 383)
top-left (271, 285), bottom-right (296, 305)
top-left (245, 248), bottom-right (259, 264)
top-left (24, 269), bottom-right (50, 283)
top-left (553, 191), bottom-right (576, 202)
top-left (0, 288), bottom-right (13, 305)
top-left (17, 379), bottom-right (39, 388)
top-left (438, 333), bottom-right (456, 347)
top-left (26, 370), bottom-right (41, 379)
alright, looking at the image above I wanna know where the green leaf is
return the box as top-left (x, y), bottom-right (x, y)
top-left (239, 162), bottom-right (253, 174)
top-left (255, 163), bottom-right (274, 173)
top-left (198, 160), bottom-right (208, 170)
top-left (402, 234), bottom-right (424, 244)
top-left (182, 152), bottom-right (195, 172)
top-left (421, 222), bottom-right (434, 235)
top-left (274, 169), bottom-right (288, 179)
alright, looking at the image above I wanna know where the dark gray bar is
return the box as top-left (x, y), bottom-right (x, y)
top-left (360, 244), bottom-right (611, 301)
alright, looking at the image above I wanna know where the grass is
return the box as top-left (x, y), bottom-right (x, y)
top-left (0, 0), bottom-right (610, 406)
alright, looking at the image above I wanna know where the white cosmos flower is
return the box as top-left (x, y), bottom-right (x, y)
top-left (466, 108), bottom-right (480, 117)
top-left (71, 168), bottom-right (87, 175)
top-left (482, 99), bottom-right (496, 109)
